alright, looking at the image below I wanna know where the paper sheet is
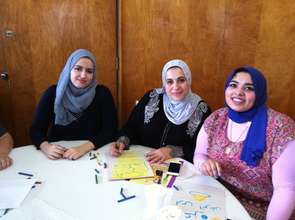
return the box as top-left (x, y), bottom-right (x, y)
top-left (108, 149), bottom-right (154, 180)
top-left (2, 198), bottom-right (79, 220)
top-left (0, 178), bottom-right (36, 209)
top-left (168, 183), bottom-right (226, 220)
top-left (143, 183), bottom-right (226, 220)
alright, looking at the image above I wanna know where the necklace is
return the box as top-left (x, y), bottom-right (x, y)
top-left (225, 120), bottom-right (250, 155)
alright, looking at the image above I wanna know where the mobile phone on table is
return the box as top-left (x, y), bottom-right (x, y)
top-left (167, 162), bottom-right (182, 176)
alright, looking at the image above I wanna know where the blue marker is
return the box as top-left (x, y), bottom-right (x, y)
top-left (117, 195), bottom-right (136, 203)
top-left (18, 172), bottom-right (33, 177)
top-left (173, 185), bottom-right (180, 191)
top-left (120, 187), bottom-right (124, 196)
top-left (95, 168), bottom-right (100, 174)
top-left (201, 214), bottom-right (208, 219)
top-left (117, 187), bottom-right (136, 203)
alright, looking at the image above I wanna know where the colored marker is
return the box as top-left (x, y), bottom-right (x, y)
top-left (18, 172), bottom-right (33, 177)
top-left (95, 174), bottom-right (98, 184)
top-left (167, 175), bottom-right (176, 188)
top-left (90, 155), bottom-right (97, 160)
top-left (120, 187), bottom-right (124, 196)
top-left (173, 185), bottom-right (179, 191)
top-left (117, 187), bottom-right (136, 203)
top-left (103, 162), bottom-right (107, 168)
top-left (117, 195), bottom-right (136, 203)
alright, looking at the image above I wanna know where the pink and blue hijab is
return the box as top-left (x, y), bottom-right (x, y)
top-left (225, 66), bottom-right (267, 166)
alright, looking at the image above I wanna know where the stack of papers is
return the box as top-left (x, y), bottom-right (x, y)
top-left (0, 178), bottom-right (36, 211)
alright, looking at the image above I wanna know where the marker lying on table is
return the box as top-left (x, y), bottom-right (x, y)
top-left (117, 187), bottom-right (136, 203)
top-left (90, 155), bottom-right (97, 160)
top-left (173, 185), bottom-right (180, 191)
top-left (95, 168), bottom-right (100, 174)
top-left (95, 174), bottom-right (98, 184)
top-left (18, 172), bottom-right (33, 177)
top-left (167, 175), bottom-right (177, 188)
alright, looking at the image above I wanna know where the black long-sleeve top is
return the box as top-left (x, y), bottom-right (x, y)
top-left (0, 123), bottom-right (6, 136)
top-left (30, 85), bottom-right (117, 149)
top-left (119, 89), bottom-right (211, 162)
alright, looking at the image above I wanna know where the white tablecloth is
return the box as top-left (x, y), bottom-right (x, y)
top-left (0, 142), bottom-right (251, 220)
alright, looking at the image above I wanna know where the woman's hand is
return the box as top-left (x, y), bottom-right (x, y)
top-left (146, 147), bottom-right (172, 164)
top-left (110, 142), bottom-right (125, 157)
top-left (63, 141), bottom-right (94, 160)
top-left (0, 154), bottom-right (13, 170)
top-left (200, 159), bottom-right (222, 178)
top-left (40, 141), bottom-right (66, 160)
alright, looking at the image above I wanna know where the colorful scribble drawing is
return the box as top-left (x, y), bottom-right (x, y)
top-left (170, 184), bottom-right (225, 220)
top-left (189, 191), bottom-right (211, 202)
top-left (110, 150), bottom-right (154, 180)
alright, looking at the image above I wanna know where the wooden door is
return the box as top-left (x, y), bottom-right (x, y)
top-left (0, 41), bottom-right (13, 133)
top-left (0, 0), bottom-right (117, 146)
top-left (120, 0), bottom-right (295, 123)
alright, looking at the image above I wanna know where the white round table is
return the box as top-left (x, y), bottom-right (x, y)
top-left (0, 142), bottom-right (251, 220)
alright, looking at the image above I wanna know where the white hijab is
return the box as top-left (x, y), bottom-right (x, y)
top-left (158, 59), bottom-right (202, 125)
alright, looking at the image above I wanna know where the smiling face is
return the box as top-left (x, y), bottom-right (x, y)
top-left (164, 67), bottom-right (190, 101)
top-left (225, 72), bottom-right (256, 112)
top-left (70, 57), bottom-right (94, 88)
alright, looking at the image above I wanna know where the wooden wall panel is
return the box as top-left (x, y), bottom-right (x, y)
top-left (254, 1), bottom-right (295, 118)
top-left (121, 0), bottom-right (295, 123)
top-left (0, 0), bottom-right (116, 146)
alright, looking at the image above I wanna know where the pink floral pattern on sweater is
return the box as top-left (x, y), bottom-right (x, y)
top-left (204, 107), bottom-right (295, 202)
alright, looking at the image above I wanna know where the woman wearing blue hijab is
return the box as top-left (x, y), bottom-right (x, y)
top-left (193, 67), bottom-right (295, 219)
top-left (30, 49), bottom-right (117, 160)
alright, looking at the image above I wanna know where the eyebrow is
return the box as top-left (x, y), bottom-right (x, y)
top-left (74, 65), bottom-right (94, 70)
top-left (166, 76), bottom-right (186, 80)
top-left (230, 80), bottom-right (254, 86)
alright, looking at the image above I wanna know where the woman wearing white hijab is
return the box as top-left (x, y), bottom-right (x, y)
top-left (111, 59), bottom-right (211, 163)
top-left (30, 49), bottom-right (117, 160)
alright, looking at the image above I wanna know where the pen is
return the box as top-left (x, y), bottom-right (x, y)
top-left (103, 162), bottom-right (107, 168)
top-left (18, 172), bottom-right (33, 177)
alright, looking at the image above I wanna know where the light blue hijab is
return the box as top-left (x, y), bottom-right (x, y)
top-left (158, 59), bottom-right (202, 125)
top-left (54, 49), bottom-right (97, 125)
